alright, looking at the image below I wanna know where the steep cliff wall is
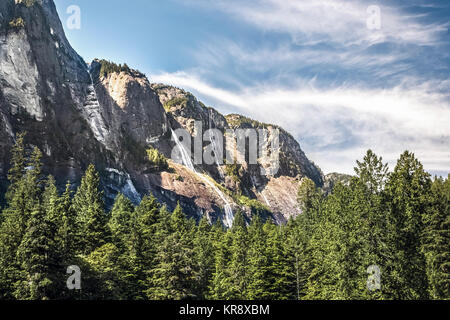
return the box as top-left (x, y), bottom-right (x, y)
top-left (0, 0), bottom-right (325, 224)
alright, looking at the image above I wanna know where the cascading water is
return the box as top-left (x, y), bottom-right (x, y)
top-left (250, 176), bottom-right (271, 207)
top-left (208, 110), bottom-right (225, 180)
top-left (171, 128), bottom-right (234, 228)
top-left (85, 66), bottom-right (108, 144)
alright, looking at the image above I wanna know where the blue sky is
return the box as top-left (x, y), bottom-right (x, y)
top-left (55, 0), bottom-right (450, 176)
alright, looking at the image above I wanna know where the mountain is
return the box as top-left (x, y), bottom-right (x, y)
top-left (0, 0), bottom-right (324, 225)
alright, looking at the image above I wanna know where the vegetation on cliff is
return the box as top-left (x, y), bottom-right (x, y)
top-left (9, 17), bottom-right (25, 29)
top-left (146, 147), bottom-right (169, 172)
top-left (15, 0), bottom-right (36, 7)
top-left (163, 96), bottom-right (190, 112)
top-left (96, 59), bottom-right (145, 79)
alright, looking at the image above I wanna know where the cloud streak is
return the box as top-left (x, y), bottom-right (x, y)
top-left (152, 72), bottom-right (450, 175)
top-left (183, 0), bottom-right (449, 47)
top-left (154, 0), bottom-right (450, 176)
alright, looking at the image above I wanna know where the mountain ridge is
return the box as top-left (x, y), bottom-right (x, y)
top-left (0, 0), bottom-right (324, 224)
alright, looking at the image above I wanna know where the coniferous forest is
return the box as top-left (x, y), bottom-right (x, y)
top-left (0, 133), bottom-right (448, 300)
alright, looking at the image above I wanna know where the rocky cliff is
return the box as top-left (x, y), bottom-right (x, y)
top-left (0, 0), bottom-right (324, 224)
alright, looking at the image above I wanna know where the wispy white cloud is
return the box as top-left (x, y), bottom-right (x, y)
top-left (190, 39), bottom-right (412, 80)
top-left (157, 0), bottom-right (450, 176)
top-left (182, 0), bottom-right (448, 47)
top-left (152, 71), bottom-right (450, 175)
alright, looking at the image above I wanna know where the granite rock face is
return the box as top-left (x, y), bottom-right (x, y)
top-left (0, 0), bottom-right (325, 224)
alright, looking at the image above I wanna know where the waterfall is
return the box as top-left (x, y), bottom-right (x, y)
top-left (171, 128), bottom-right (234, 228)
top-left (208, 110), bottom-right (225, 180)
top-left (250, 175), bottom-right (271, 207)
top-left (170, 128), bottom-right (195, 171)
top-left (84, 66), bottom-right (108, 145)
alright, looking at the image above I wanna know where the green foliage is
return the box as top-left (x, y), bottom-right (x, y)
top-left (163, 96), bottom-right (190, 112)
top-left (226, 114), bottom-right (273, 130)
top-left (423, 176), bottom-right (450, 299)
top-left (225, 163), bottom-right (241, 184)
top-left (72, 164), bottom-right (108, 254)
top-left (237, 195), bottom-right (271, 218)
top-left (9, 18), bottom-right (25, 29)
top-left (147, 203), bottom-right (197, 299)
top-left (98, 60), bottom-right (132, 78)
top-left (146, 147), bottom-right (169, 171)
top-left (16, 0), bottom-right (36, 7)
top-left (225, 114), bottom-right (295, 140)
top-left (108, 194), bottom-right (134, 250)
top-left (0, 142), bottom-right (448, 300)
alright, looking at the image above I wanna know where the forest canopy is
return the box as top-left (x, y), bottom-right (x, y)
top-left (0, 134), bottom-right (448, 300)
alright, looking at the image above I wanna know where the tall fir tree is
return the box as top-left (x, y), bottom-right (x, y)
top-left (385, 151), bottom-right (431, 299)
top-left (193, 216), bottom-right (214, 299)
top-left (228, 210), bottom-right (249, 299)
top-left (15, 201), bottom-right (58, 300)
top-left (72, 164), bottom-right (108, 255)
top-left (130, 194), bottom-right (161, 299)
top-left (149, 204), bottom-right (196, 299)
top-left (246, 215), bottom-right (271, 299)
top-left (108, 193), bottom-right (134, 250)
top-left (0, 139), bottom-right (44, 299)
top-left (422, 176), bottom-right (450, 299)
top-left (208, 219), bottom-right (233, 300)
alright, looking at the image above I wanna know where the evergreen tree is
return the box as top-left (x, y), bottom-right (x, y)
top-left (0, 140), bottom-right (43, 299)
top-left (422, 176), bottom-right (450, 299)
top-left (385, 151), bottom-right (431, 299)
top-left (82, 243), bottom-right (129, 299)
top-left (193, 216), bottom-right (214, 299)
top-left (209, 223), bottom-right (233, 300)
top-left (354, 149), bottom-right (389, 194)
top-left (108, 193), bottom-right (134, 250)
top-left (5, 132), bottom-right (26, 197)
top-left (353, 151), bottom-right (390, 300)
top-left (57, 182), bottom-right (76, 265)
top-left (264, 221), bottom-right (295, 300)
top-left (72, 164), bottom-right (108, 255)
top-left (246, 215), bottom-right (271, 299)
top-left (228, 210), bottom-right (249, 299)
top-left (15, 202), bottom-right (58, 300)
top-left (148, 204), bottom-right (196, 299)
top-left (130, 194), bottom-right (161, 299)
top-left (294, 177), bottom-right (323, 299)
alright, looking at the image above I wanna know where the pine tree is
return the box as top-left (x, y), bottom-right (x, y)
top-left (57, 182), bottom-right (76, 264)
top-left (15, 201), bottom-right (58, 300)
top-left (294, 177), bottom-right (323, 299)
top-left (385, 151), bottom-right (431, 299)
top-left (72, 164), bottom-right (108, 255)
top-left (208, 223), bottom-right (233, 300)
top-left (353, 150), bottom-right (390, 300)
top-left (354, 149), bottom-right (389, 194)
top-left (265, 221), bottom-right (296, 300)
top-left (193, 216), bottom-right (214, 299)
top-left (82, 243), bottom-right (128, 299)
top-left (246, 215), bottom-right (271, 299)
top-left (285, 217), bottom-right (309, 300)
top-left (422, 176), bottom-right (450, 299)
top-left (130, 194), bottom-right (161, 299)
top-left (228, 210), bottom-right (249, 299)
top-left (107, 193), bottom-right (138, 299)
top-left (108, 193), bottom-right (134, 250)
top-left (297, 177), bottom-right (322, 216)
top-left (148, 204), bottom-right (196, 299)
top-left (5, 132), bottom-right (26, 197)
top-left (306, 183), bottom-right (350, 299)
top-left (0, 140), bottom-right (43, 299)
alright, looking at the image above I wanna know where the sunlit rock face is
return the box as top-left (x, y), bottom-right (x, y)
top-left (0, 0), bottom-right (324, 224)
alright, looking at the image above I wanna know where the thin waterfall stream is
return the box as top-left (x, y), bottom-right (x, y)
top-left (171, 128), bottom-right (234, 228)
